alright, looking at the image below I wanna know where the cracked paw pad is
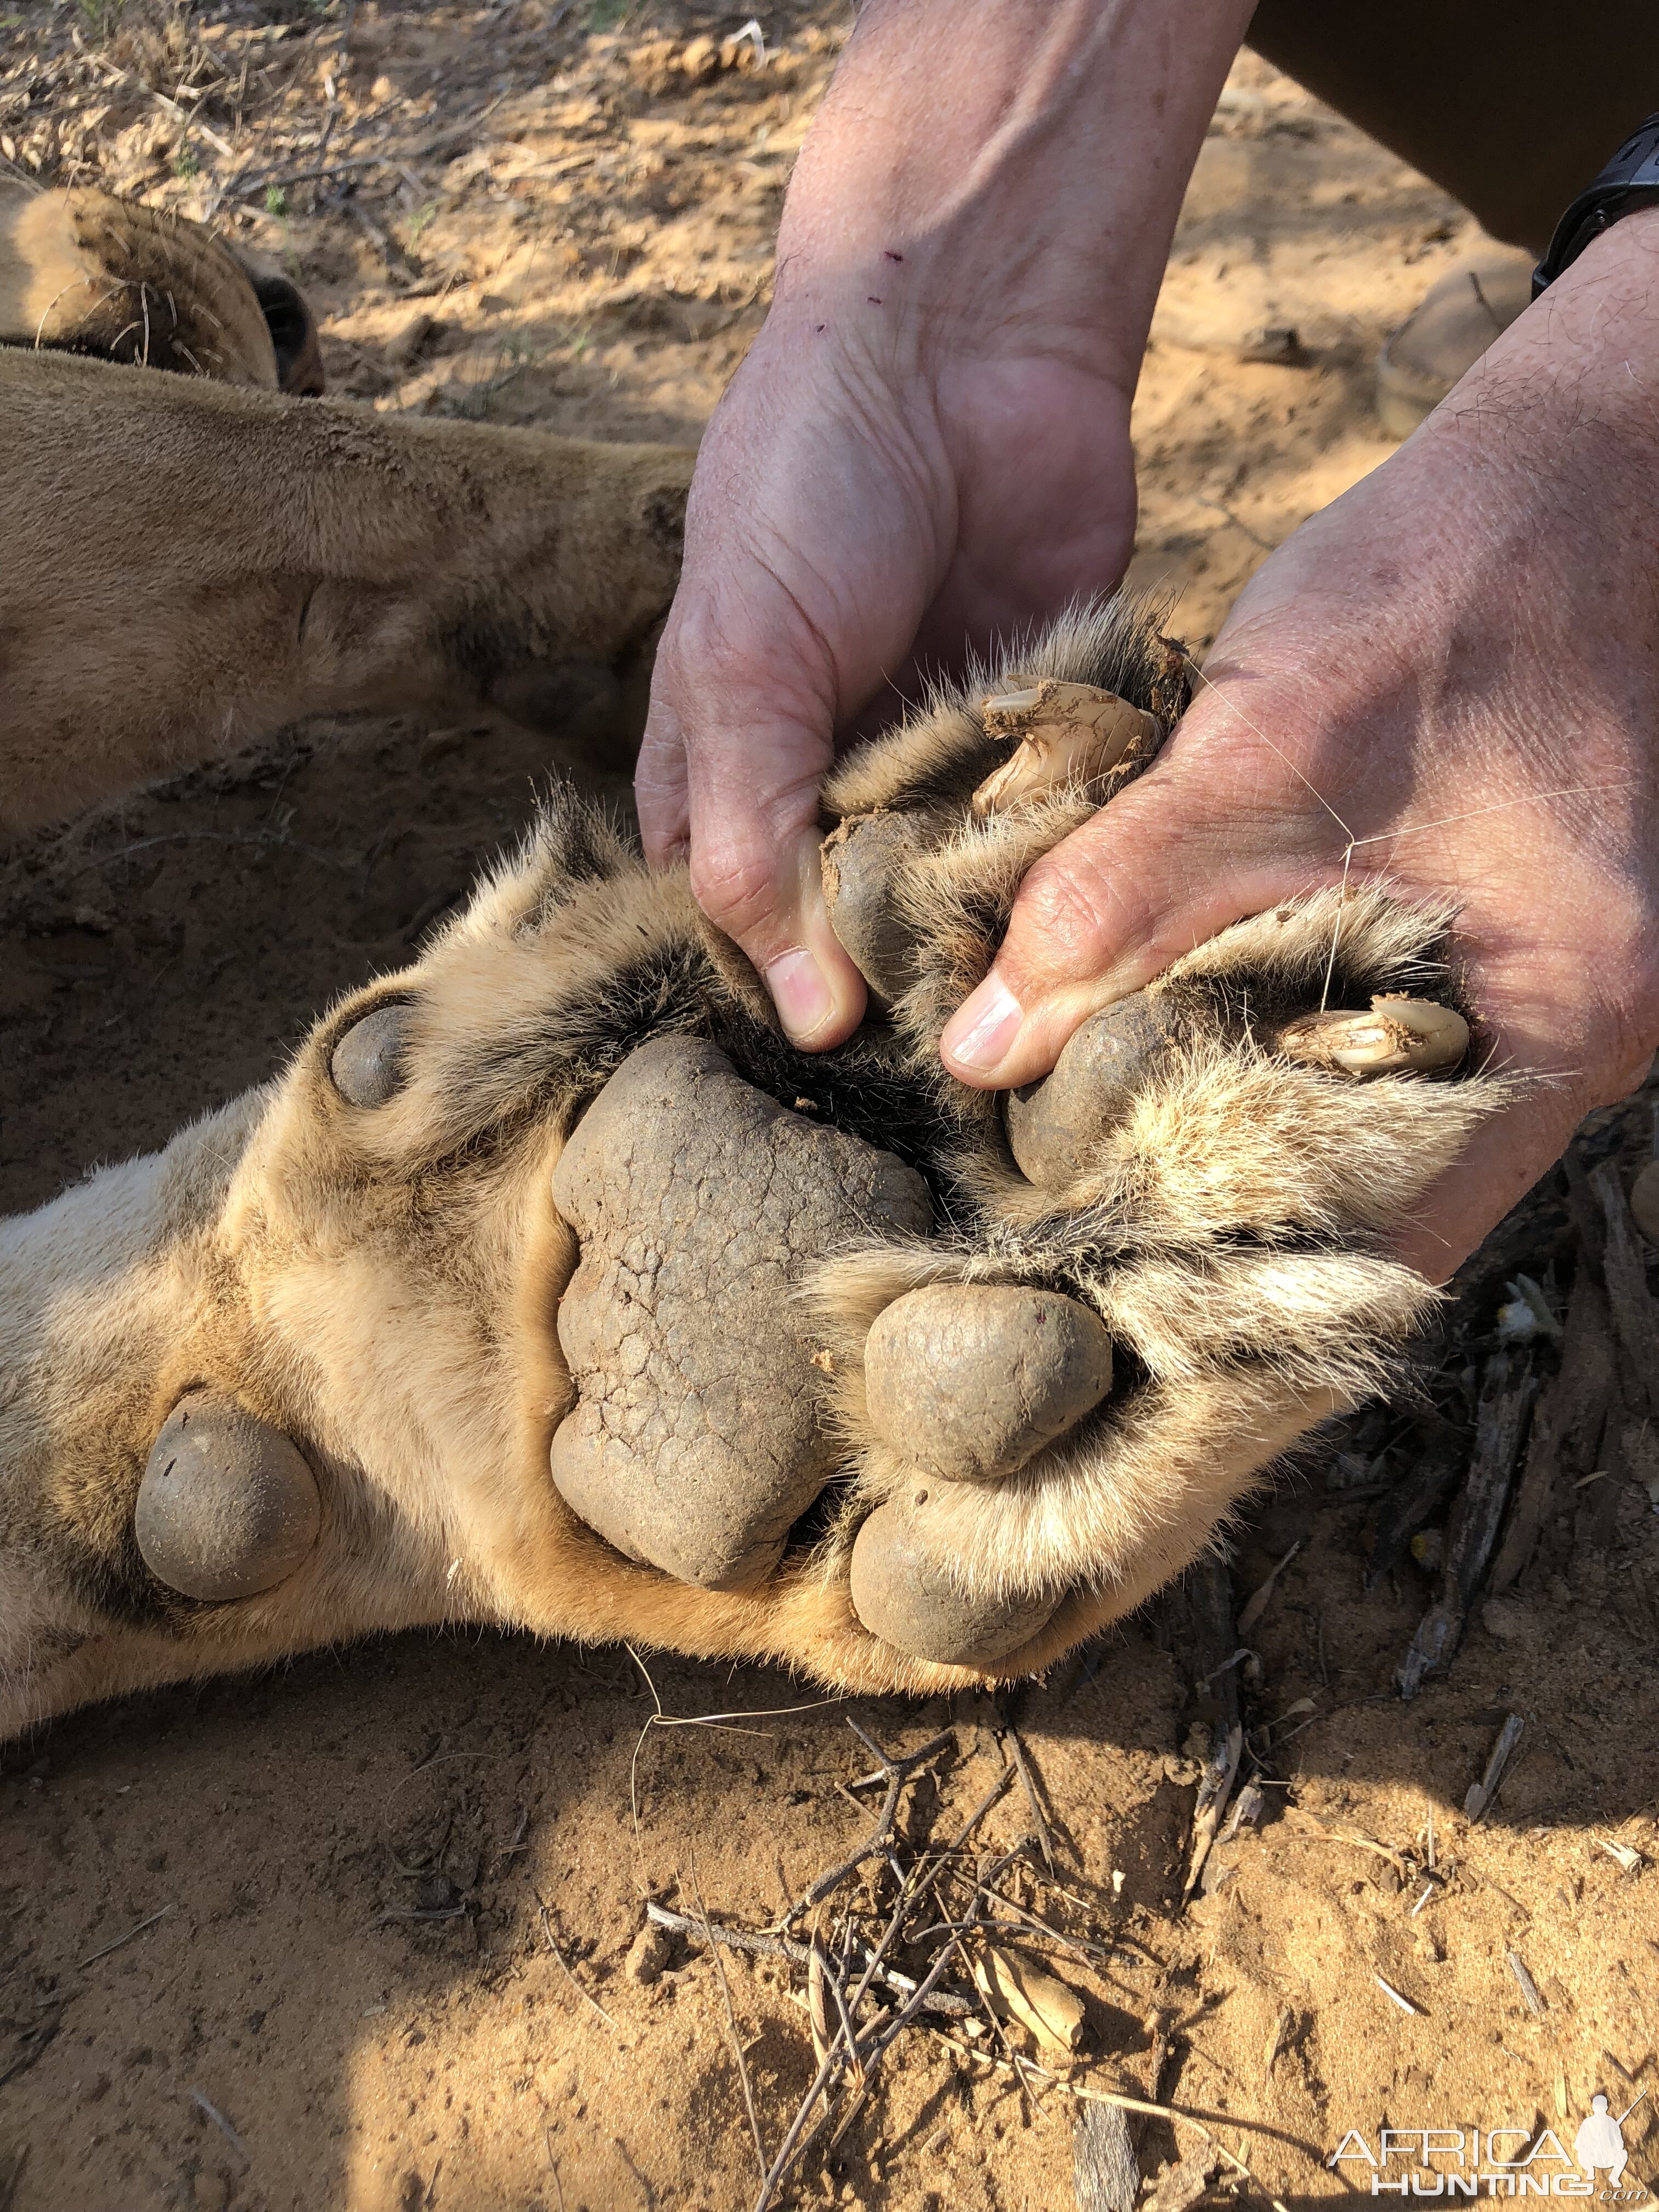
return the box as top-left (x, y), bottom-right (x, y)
top-left (548, 1035), bottom-right (931, 1590)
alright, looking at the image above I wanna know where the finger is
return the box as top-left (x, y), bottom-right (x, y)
top-left (642, 641), bottom-right (871, 1041)
top-left (634, 688), bottom-right (691, 870)
top-left (1390, 1085), bottom-right (1590, 1284)
top-left (939, 746), bottom-right (1333, 1087)
top-left (658, 530), bottom-right (878, 1042)
top-left (689, 808), bottom-right (868, 1049)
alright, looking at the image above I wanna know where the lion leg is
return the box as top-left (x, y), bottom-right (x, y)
top-left (0, 179), bottom-right (303, 388)
top-left (0, 1093), bottom-right (455, 1736)
top-left (0, 799), bottom-right (926, 1740)
top-left (0, 350), bottom-right (690, 830)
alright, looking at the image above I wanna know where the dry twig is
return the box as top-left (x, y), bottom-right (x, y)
top-left (689, 1865), bottom-right (766, 2182)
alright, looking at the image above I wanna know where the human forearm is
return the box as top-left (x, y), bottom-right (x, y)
top-left (770, 0), bottom-right (1257, 382)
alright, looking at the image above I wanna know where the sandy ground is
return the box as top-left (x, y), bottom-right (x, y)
top-left (5, 7), bottom-right (1659, 2210)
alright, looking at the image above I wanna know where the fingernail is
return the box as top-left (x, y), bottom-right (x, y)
top-left (766, 947), bottom-right (836, 1042)
top-left (942, 973), bottom-right (1023, 1073)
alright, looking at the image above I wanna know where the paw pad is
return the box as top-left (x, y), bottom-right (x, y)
top-left (1006, 995), bottom-right (1184, 1188)
top-left (330, 1001), bottom-right (413, 1108)
top-left (820, 811), bottom-right (922, 1001)
top-left (136, 1390), bottom-right (321, 1600)
top-left (848, 1490), bottom-right (1058, 1667)
top-left (548, 1035), bottom-right (931, 1590)
top-left (864, 1283), bottom-right (1113, 1482)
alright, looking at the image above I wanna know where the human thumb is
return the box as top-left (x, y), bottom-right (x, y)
top-left (938, 693), bottom-right (1341, 1088)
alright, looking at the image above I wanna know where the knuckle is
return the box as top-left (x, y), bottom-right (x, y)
top-left (687, 839), bottom-right (785, 943)
top-left (1008, 844), bottom-right (1120, 975)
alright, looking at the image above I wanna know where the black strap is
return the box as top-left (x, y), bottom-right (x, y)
top-left (1533, 112), bottom-right (1659, 297)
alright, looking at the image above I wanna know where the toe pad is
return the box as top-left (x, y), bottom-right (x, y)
top-left (864, 1283), bottom-right (1113, 1481)
top-left (136, 1390), bottom-right (321, 1601)
top-left (849, 1491), bottom-right (1057, 1666)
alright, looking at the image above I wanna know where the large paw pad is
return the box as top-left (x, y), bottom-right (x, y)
top-left (548, 1036), bottom-right (931, 1590)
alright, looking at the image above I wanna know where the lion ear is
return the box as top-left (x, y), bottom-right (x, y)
top-left (230, 254), bottom-right (326, 396)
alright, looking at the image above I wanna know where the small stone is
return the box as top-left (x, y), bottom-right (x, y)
top-left (386, 311), bottom-right (439, 369)
top-left (625, 1921), bottom-right (670, 1985)
top-left (1238, 324), bottom-right (1308, 365)
top-left (1480, 1596), bottom-right (1528, 1643)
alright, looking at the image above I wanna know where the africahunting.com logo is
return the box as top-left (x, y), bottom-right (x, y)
top-left (1330, 2096), bottom-right (1647, 2197)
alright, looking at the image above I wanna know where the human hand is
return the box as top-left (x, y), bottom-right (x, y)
top-left (635, 0), bottom-right (1255, 1046)
top-left (940, 213), bottom-right (1659, 1278)
top-left (637, 314), bottom-right (1138, 1042)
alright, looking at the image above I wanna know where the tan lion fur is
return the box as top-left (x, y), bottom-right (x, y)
top-left (0, 654), bottom-right (1505, 1738)
top-left (0, 186), bottom-right (692, 832)
top-left (1, 179), bottom-right (282, 385)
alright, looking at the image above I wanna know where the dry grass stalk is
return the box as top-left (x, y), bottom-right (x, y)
top-left (1235, 1541), bottom-right (1300, 1637)
top-left (1281, 1808), bottom-right (1411, 1880)
top-left (537, 1896), bottom-right (618, 2030)
top-left (1488, 1266), bottom-right (1612, 1590)
top-left (1181, 1723), bottom-right (1242, 1907)
top-left (998, 1718), bottom-right (1056, 1870)
top-left (1464, 1713), bottom-right (1526, 1824)
top-left (1397, 1352), bottom-right (1537, 1699)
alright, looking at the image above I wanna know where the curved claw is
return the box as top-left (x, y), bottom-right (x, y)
top-left (1276, 997), bottom-right (1469, 1078)
top-left (972, 681), bottom-right (1159, 817)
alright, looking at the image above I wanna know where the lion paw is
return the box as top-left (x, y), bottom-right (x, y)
top-left (3, 597), bottom-right (1509, 1733)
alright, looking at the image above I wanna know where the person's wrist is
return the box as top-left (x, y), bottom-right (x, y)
top-left (1455, 203), bottom-right (1659, 475)
top-left (764, 0), bottom-right (1256, 396)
